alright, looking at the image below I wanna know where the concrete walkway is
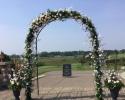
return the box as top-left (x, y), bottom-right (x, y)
top-left (32, 71), bottom-right (96, 100)
top-left (0, 71), bottom-right (125, 100)
top-left (120, 72), bottom-right (125, 79)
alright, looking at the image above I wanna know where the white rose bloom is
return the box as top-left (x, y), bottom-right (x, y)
top-left (108, 79), bottom-right (111, 83)
top-left (112, 77), bottom-right (115, 79)
top-left (114, 81), bottom-right (117, 84)
top-left (99, 54), bottom-right (102, 57)
top-left (16, 82), bottom-right (19, 86)
top-left (10, 80), bottom-right (14, 85)
top-left (13, 74), bottom-right (16, 77)
top-left (12, 68), bottom-right (15, 71)
top-left (116, 80), bottom-right (119, 83)
top-left (91, 56), bottom-right (94, 59)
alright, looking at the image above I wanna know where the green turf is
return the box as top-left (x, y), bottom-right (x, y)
top-left (36, 63), bottom-right (93, 75)
top-left (108, 53), bottom-right (125, 59)
top-left (34, 53), bottom-right (125, 75)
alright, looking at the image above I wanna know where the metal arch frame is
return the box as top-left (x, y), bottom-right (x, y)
top-left (34, 24), bottom-right (48, 95)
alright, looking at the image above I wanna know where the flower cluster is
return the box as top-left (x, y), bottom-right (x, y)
top-left (104, 70), bottom-right (124, 90)
top-left (9, 68), bottom-right (21, 91)
top-left (9, 64), bottom-right (27, 91)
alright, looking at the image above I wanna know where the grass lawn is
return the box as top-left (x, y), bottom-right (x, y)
top-left (109, 53), bottom-right (125, 59)
top-left (37, 63), bottom-right (93, 75)
top-left (37, 56), bottom-right (79, 66)
top-left (34, 53), bottom-right (125, 75)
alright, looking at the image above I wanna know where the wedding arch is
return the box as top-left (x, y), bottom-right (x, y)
top-left (24, 9), bottom-right (103, 100)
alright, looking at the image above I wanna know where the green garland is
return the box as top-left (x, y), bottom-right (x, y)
top-left (25, 9), bottom-right (103, 100)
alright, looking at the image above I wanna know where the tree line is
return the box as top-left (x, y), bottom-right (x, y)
top-left (9, 49), bottom-right (125, 58)
top-left (37, 49), bottom-right (125, 57)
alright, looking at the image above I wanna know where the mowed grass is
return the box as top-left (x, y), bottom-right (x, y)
top-left (35, 56), bottom-right (93, 75)
top-left (108, 53), bottom-right (125, 59)
top-left (35, 52), bottom-right (125, 75)
top-left (37, 56), bottom-right (80, 66)
top-left (37, 63), bottom-right (93, 75)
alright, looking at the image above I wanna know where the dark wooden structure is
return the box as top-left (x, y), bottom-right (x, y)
top-left (63, 64), bottom-right (72, 77)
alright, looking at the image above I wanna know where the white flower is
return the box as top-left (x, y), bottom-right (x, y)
top-left (91, 56), bottom-right (94, 59)
top-left (112, 76), bottom-right (115, 79)
top-left (114, 81), bottom-right (117, 84)
top-left (32, 19), bottom-right (36, 24)
top-left (116, 80), bottom-right (119, 83)
top-left (93, 63), bottom-right (96, 66)
top-left (13, 74), bottom-right (16, 77)
top-left (16, 82), bottom-right (19, 86)
top-left (12, 68), bottom-right (15, 71)
top-left (99, 54), bottom-right (103, 57)
top-left (10, 80), bottom-right (14, 85)
top-left (108, 79), bottom-right (111, 83)
top-left (26, 83), bottom-right (29, 85)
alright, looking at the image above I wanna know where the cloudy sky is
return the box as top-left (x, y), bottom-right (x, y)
top-left (0, 0), bottom-right (125, 54)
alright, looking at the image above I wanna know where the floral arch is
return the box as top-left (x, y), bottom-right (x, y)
top-left (24, 9), bottom-right (103, 100)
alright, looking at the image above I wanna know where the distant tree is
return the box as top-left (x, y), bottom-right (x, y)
top-left (10, 54), bottom-right (20, 59)
top-left (39, 52), bottom-right (49, 57)
top-left (4, 54), bottom-right (11, 61)
top-left (120, 49), bottom-right (125, 53)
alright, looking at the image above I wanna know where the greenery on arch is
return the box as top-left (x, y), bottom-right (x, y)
top-left (23, 9), bottom-right (104, 100)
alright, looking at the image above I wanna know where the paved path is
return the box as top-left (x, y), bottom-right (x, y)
top-left (32, 71), bottom-right (96, 100)
top-left (120, 72), bottom-right (125, 79)
top-left (0, 71), bottom-right (125, 100)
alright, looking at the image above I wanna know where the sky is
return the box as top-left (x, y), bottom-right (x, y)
top-left (0, 0), bottom-right (125, 55)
